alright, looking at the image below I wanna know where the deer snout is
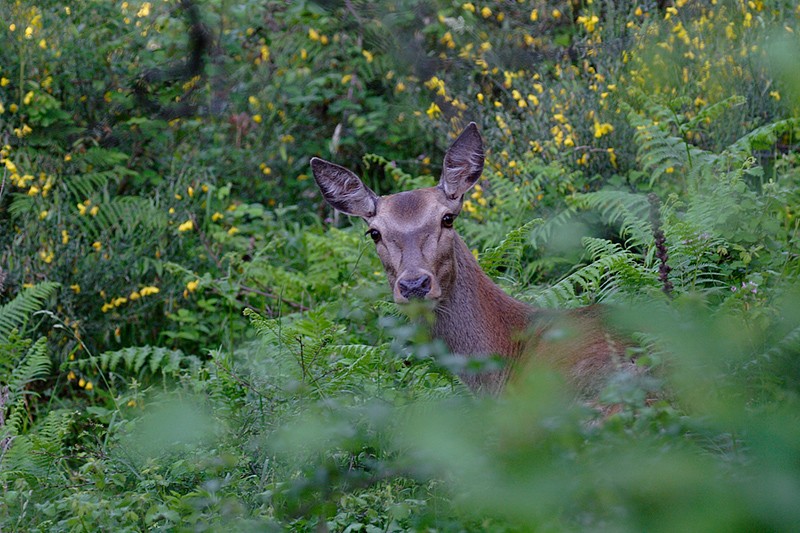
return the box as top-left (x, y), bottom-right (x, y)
top-left (398, 274), bottom-right (431, 299)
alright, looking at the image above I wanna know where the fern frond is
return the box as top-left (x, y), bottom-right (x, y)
top-left (571, 190), bottom-right (652, 247)
top-left (528, 240), bottom-right (635, 307)
top-left (7, 337), bottom-right (51, 397)
top-left (684, 96), bottom-right (746, 131)
top-left (72, 196), bottom-right (165, 241)
top-left (726, 118), bottom-right (800, 156)
top-left (528, 208), bottom-right (578, 249)
top-left (0, 408), bottom-right (73, 487)
top-left (479, 218), bottom-right (543, 279)
top-left (76, 345), bottom-right (200, 378)
top-left (0, 282), bottom-right (60, 343)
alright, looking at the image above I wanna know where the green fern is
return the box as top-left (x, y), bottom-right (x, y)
top-left (76, 345), bottom-right (201, 378)
top-left (527, 237), bottom-right (638, 307)
top-left (0, 407), bottom-right (73, 487)
top-left (6, 337), bottom-right (51, 398)
top-left (570, 190), bottom-right (652, 248)
top-left (479, 218), bottom-right (543, 279)
top-left (0, 282), bottom-right (59, 343)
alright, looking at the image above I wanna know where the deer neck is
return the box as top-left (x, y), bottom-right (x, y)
top-left (432, 235), bottom-right (531, 362)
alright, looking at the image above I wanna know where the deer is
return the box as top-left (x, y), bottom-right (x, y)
top-left (310, 123), bottom-right (629, 397)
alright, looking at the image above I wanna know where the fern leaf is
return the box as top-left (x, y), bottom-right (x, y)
top-left (479, 218), bottom-right (543, 279)
top-left (0, 282), bottom-right (60, 343)
top-left (571, 190), bottom-right (652, 247)
top-left (7, 337), bottom-right (51, 397)
top-left (77, 345), bottom-right (199, 378)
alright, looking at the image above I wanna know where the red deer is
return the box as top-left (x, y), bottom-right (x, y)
top-left (310, 123), bottom-right (628, 396)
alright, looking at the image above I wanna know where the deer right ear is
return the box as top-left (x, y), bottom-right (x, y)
top-left (439, 122), bottom-right (484, 201)
top-left (310, 158), bottom-right (378, 218)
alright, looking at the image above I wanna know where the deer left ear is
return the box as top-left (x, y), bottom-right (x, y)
top-left (310, 158), bottom-right (378, 218)
top-left (438, 122), bottom-right (484, 200)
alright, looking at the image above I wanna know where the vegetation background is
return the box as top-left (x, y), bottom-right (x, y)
top-left (1, 0), bottom-right (799, 530)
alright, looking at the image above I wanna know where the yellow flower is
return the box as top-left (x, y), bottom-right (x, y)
top-left (137, 2), bottom-right (151, 17)
top-left (341, 74), bottom-right (353, 85)
top-left (426, 102), bottom-right (442, 119)
top-left (79, 378), bottom-right (86, 387)
top-left (70, 284), bottom-right (81, 293)
top-left (362, 50), bottom-right (374, 62)
top-left (67, 371), bottom-right (76, 381)
top-left (28, 185), bottom-right (40, 196)
top-left (608, 148), bottom-right (617, 168)
top-left (769, 91), bottom-right (781, 101)
top-left (77, 203), bottom-right (87, 215)
top-left (129, 291), bottom-right (141, 300)
top-left (186, 280), bottom-right (199, 292)
top-left (38, 39), bottom-right (46, 49)
top-left (89, 206), bottom-right (99, 216)
top-left (85, 381), bottom-right (93, 391)
top-left (252, 114), bottom-right (262, 123)
top-left (593, 122), bottom-right (614, 138)
top-left (23, 91), bottom-right (34, 105)
top-left (178, 219), bottom-right (194, 232)
top-left (552, 9), bottom-right (562, 19)
top-left (577, 15), bottom-right (599, 33)
top-left (308, 28), bottom-right (320, 41)
top-left (140, 286), bottom-right (160, 297)
top-left (187, 186), bottom-right (195, 197)
top-left (530, 9), bottom-right (538, 21)
top-left (227, 226), bottom-right (239, 236)
top-left (127, 399), bottom-right (137, 407)
top-left (212, 212), bottom-right (224, 222)
top-left (481, 6), bottom-right (492, 18)
top-left (462, 3), bottom-right (475, 12)
top-left (92, 241), bottom-right (102, 251)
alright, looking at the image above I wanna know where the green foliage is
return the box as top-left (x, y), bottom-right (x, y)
top-left (0, 282), bottom-right (58, 343)
top-left (1, 0), bottom-right (800, 531)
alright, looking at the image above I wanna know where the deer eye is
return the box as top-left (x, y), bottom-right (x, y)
top-left (441, 214), bottom-right (457, 228)
top-left (366, 228), bottom-right (382, 243)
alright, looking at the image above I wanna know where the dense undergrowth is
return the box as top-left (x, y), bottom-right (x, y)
top-left (1, 0), bottom-right (799, 530)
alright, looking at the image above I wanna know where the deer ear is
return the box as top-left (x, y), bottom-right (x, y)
top-left (310, 158), bottom-right (378, 218)
top-left (438, 122), bottom-right (484, 200)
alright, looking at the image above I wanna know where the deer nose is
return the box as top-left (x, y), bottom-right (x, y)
top-left (398, 275), bottom-right (432, 300)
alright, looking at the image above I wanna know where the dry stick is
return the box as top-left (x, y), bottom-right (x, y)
top-left (648, 193), bottom-right (673, 297)
top-left (0, 170), bottom-right (7, 202)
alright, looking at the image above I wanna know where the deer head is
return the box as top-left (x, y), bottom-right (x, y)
top-left (311, 122), bottom-right (484, 305)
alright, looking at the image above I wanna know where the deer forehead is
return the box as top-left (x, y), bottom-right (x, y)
top-left (371, 188), bottom-right (459, 231)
